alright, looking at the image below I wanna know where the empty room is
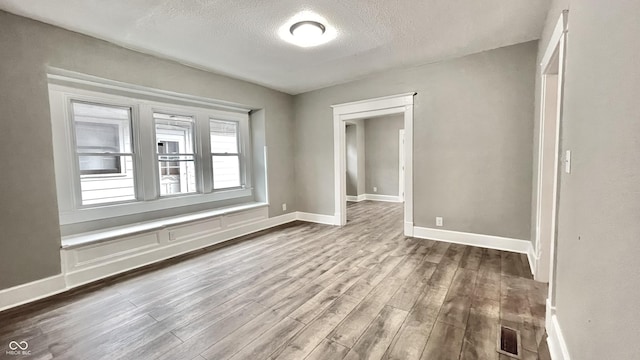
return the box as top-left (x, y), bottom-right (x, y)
top-left (0, 1), bottom-right (638, 359)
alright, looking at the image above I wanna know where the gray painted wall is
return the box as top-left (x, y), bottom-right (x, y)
top-left (364, 115), bottom-right (404, 196)
top-left (355, 120), bottom-right (366, 196)
top-left (0, 11), bottom-right (296, 290)
top-left (346, 121), bottom-right (368, 197)
top-left (536, 1), bottom-right (640, 358)
top-left (294, 41), bottom-right (537, 240)
top-left (346, 124), bottom-right (358, 196)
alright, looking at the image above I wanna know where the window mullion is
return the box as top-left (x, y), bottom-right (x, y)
top-left (137, 104), bottom-right (158, 201)
top-left (51, 92), bottom-right (80, 211)
top-left (199, 112), bottom-right (213, 193)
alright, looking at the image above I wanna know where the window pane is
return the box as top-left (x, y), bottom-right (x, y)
top-left (73, 102), bottom-right (132, 154)
top-left (72, 102), bottom-right (136, 205)
top-left (158, 157), bottom-right (196, 196)
top-left (210, 120), bottom-right (238, 154)
top-left (213, 155), bottom-right (241, 189)
top-left (155, 114), bottom-right (195, 154)
top-left (79, 155), bottom-right (135, 205)
top-left (155, 114), bottom-right (197, 196)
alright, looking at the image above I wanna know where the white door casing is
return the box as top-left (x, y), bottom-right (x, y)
top-left (332, 93), bottom-right (416, 235)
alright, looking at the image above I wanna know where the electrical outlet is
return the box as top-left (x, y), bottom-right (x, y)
top-left (373, 187), bottom-right (378, 193)
top-left (282, 203), bottom-right (287, 211)
top-left (436, 217), bottom-right (443, 227)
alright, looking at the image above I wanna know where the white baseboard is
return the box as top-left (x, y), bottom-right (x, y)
top-left (346, 194), bottom-right (366, 202)
top-left (296, 211), bottom-right (336, 225)
top-left (527, 243), bottom-right (537, 276)
top-left (546, 299), bottom-right (571, 360)
top-left (0, 275), bottom-right (66, 312)
top-left (404, 222), bottom-right (414, 237)
top-left (364, 194), bottom-right (402, 203)
top-left (412, 226), bottom-right (531, 254)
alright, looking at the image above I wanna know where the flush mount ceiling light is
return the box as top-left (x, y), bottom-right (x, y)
top-left (279, 11), bottom-right (336, 48)
top-left (290, 21), bottom-right (325, 39)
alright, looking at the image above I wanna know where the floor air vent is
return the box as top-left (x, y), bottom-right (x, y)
top-left (497, 324), bottom-right (522, 359)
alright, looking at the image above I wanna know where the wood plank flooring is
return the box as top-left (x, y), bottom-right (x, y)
top-left (0, 201), bottom-right (549, 360)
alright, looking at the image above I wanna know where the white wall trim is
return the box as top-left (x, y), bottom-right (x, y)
top-left (404, 222), bottom-right (414, 237)
top-left (0, 209), bottom-right (301, 313)
top-left (333, 92), bottom-right (416, 237)
top-left (540, 10), bottom-right (569, 70)
top-left (527, 243), bottom-right (537, 275)
top-left (47, 67), bottom-right (252, 113)
top-left (2, 206), bottom-right (446, 312)
top-left (535, 10), bottom-right (569, 299)
top-left (535, 10), bottom-right (568, 281)
top-left (364, 194), bottom-right (402, 203)
top-left (296, 212), bottom-right (337, 225)
top-left (399, 129), bottom-right (405, 202)
top-left (546, 299), bottom-right (571, 360)
top-left (347, 194), bottom-right (401, 202)
top-left (346, 194), bottom-right (366, 202)
top-left (62, 202), bottom-right (269, 248)
top-left (413, 226), bottom-right (531, 254)
top-left (60, 207), bottom-right (290, 288)
top-left (0, 210), bottom-right (342, 312)
top-left (331, 92), bottom-right (416, 113)
top-left (0, 275), bottom-right (67, 313)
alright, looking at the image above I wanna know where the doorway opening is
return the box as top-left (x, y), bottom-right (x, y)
top-left (534, 11), bottom-right (567, 314)
top-left (332, 93), bottom-right (416, 236)
top-left (344, 116), bottom-right (405, 223)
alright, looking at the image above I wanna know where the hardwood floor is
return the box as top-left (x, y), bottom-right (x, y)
top-left (0, 201), bottom-right (549, 360)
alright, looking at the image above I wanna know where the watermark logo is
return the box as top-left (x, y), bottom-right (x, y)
top-left (6, 340), bottom-right (31, 356)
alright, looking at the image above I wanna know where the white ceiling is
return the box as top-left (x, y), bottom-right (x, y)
top-left (0, 0), bottom-right (550, 94)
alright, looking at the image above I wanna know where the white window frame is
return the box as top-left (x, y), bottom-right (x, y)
top-left (153, 110), bottom-right (199, 197)
top-left (49, 81), bottom-right (252, 225)
top-left (70, 100), bottom-right (138, 205)
top-left (210, 119), bottom-right (247, 191)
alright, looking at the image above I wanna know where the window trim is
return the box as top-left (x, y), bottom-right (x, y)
top-left (66, 96), bottom-right (141, 208)
top-left (72, 104), bottom-right (137, 204)
top-left (49, 80), bottom-right (253, 225)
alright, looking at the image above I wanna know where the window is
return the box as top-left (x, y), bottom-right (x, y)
top-left (211, 119), bottom-right (241, 189)
top-left (154, 113), bottom-right (197, 196)
top-left (71, 102), bottom-right (136, 205)
top-left (49, 80), bottom-right (253, 225)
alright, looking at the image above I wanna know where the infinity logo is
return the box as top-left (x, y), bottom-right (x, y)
top-left (8, 341), bottom-right (28, 351)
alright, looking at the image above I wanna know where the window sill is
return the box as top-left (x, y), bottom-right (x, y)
top-left (61, 202), bottom-right (268, 249)
top-left (59, 187), bottom-right (252, 225)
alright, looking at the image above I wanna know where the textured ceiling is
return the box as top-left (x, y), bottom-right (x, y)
top-left (0, 0), bottom-right (550, 94)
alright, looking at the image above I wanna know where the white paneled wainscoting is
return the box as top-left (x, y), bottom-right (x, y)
top-left (0, 204), bottom-right (331, 312)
